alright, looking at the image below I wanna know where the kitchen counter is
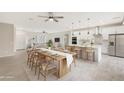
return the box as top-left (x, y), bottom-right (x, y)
top-left (68, 44), bottom-right (96, 48)
top-left (66, 44), bottom-right (102, 62)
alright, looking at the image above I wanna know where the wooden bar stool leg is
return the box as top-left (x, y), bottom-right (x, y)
top-left (93, 52), bottom-right (95, 62)
top-left (74, 56), bottom-right (76, 67)
top-left (35, 64), bottom-right (37, 75)
top-left (38, 67), bottom-right (40, 80)
top-left (31, 63), bottom-right (33, 70)
top-left (87, 52), bottom-right (88, 60)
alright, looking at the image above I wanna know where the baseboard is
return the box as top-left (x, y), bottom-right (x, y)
top-left (16, 49), bottom-right (25, 51)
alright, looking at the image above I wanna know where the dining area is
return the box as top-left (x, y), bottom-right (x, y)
top-left (26, 47), bottom-right (77, 80)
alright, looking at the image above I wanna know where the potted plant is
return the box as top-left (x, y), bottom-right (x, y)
top-left (47, 40), bottom-right (53, 50)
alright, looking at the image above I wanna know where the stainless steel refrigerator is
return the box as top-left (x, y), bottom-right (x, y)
top-left (109, 34), bottom-right (124, 57)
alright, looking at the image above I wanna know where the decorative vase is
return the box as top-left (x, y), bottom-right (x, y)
top-left (48, 47), bottom-right (51, 50)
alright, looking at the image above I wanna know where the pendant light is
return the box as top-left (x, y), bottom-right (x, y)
top-left (87, 18), bottom-right (90, 40)
top-left (78, 21), bottom-right (81, 35)
top-left (94, 26), bottom-right (103, 37)
top-left (93, 26), bottom-right (103, 45)
top-left (71, 22), bottom-right (74, 36)
top-left (87, 18), bottom-right (90, 35)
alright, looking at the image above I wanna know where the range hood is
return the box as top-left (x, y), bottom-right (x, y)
top-left (93, 26), bottom-right (103, 45)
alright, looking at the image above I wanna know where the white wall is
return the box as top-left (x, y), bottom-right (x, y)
top-left (16, 31), bottom-right (27, 50)
top-left (0, 23), bottom-right (15, 57)
top-left (47, 31), bottom-right (70, 48)
top-left (15, 29), bottom-right (47, 50)
top-left (102, 25), bottom-right (124, 39)
top-left (15, 30), bottom-right (35, 50)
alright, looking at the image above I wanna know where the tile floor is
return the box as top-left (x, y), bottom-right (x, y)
top-left (0, 51), bottom-right (124, 81)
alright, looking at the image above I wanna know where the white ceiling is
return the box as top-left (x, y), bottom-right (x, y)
top-left (0, 12), bottom-right (124, 33)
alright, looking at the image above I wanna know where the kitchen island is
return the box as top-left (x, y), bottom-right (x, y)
top-left (65, 44), bottom-right (102, 62)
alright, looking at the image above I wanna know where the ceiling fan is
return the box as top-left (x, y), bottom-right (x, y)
top-left (38, 12), bottom-right (64, 22)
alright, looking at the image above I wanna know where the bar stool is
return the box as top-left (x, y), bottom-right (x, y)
top-left (85, 47), bottom-right (95, 62)
top-left (74, 47), bottom-right (81, 59)
top-left (30, 51), bottom-right (39, 74)
top-left (27, 49), bottom-right (35, 68)
top-left (38, 55), bottom-right (58, 80)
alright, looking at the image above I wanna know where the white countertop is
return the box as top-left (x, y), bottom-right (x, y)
top-left (68, 44), bottom-right (96, 48)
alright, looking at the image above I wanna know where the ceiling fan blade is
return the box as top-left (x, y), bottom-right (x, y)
top-left (53, 16), bottom-right (64, 19)
top-left (45, 18), bottom-right (49, 22)
top-left (53, 18), bottom-right (59, 22)
top-left (38, 15), bottom-right (49, 18)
